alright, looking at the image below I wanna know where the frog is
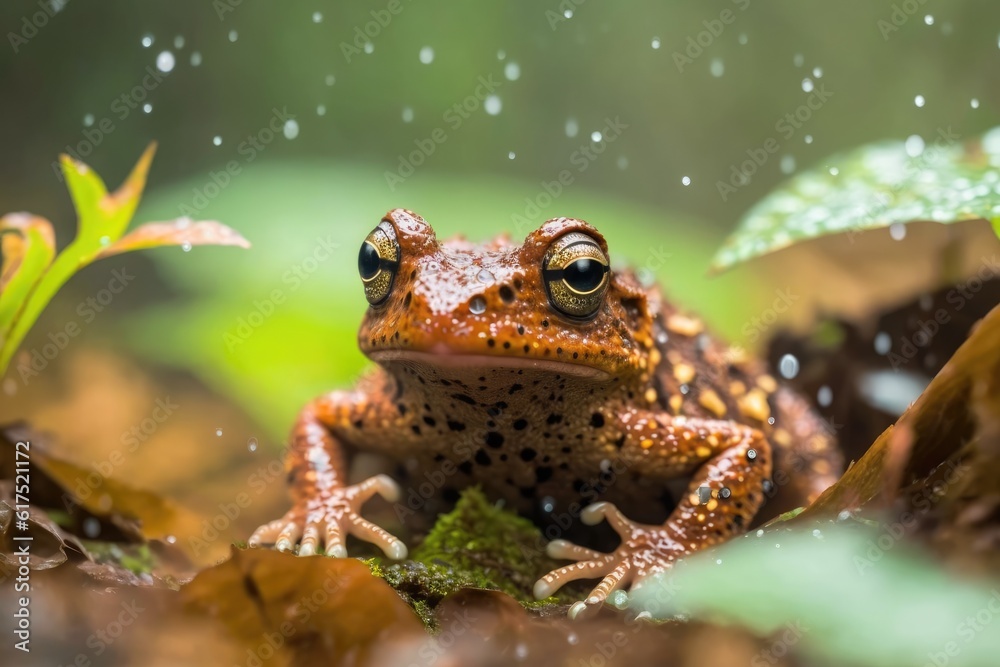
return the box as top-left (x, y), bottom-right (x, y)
top-left (249, 208), bottom-right (842, 618)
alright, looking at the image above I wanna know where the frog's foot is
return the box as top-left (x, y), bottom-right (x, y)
top-left (248, 474), bottom-right (407, 560)
top-left (533, 502), bottom-right (684, 620)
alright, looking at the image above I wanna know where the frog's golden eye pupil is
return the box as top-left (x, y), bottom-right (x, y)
top-left (562, 257), bottom-right (604, 293)
top-left (358, 242), bottom-right (380, 281)
top-left (543, 232), bottom-right (610, 319)
top-left (359, 223), bottom-right (400, 306)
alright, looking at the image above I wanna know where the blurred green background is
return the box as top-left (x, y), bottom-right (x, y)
top-left (2, 0), bottom-right (998, 438)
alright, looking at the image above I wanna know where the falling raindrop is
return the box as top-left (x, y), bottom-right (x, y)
top-left (804, 134), bottom-right (813, 144)
top-left (484, 95), bottom-right (502, 115)
top-left (829, 166), bottom-right (840, 176)
top-left (155, 50), bottom-right (175, 73)
top-left (780, 154), bottom-right (796, 174)
top-left (419, 46), bottom-right (434, 64)
top-left (801, 78), bottom-right (814, 92)
top-left (971, 98), bottom-right (980, 109)
top-left (778, 353), bottom-right (799, 379)
top-left (914, 94), bottom-right (926, 108)
top-left (182, 242), bottom-right (192, 252)
top-left (83, 113), bottom-right (95, 127)
top-left (228, 30), bottom-right (238, 42)
top-left (563, 9), bottom-right (573, 19)
top-left (141, 34), bottom-right (154, 48)
top-left (904, 134), bottom-right (925, 157)
top-left (709, 58), bottom-right (724, 77)
top-left (681, 176), bottom-right (691, 186)
top-left (212, 135), bottom-right (222, 146)
top-left (738, 33), bottom-right (748, 45)
top-left (565, 118), bottom-right (579, 138)
top-left (142, 103), bottom-right (152, 113)
top-left (174, 35), bottom-right (185, 49)
top-left (590, 130), bottom-right (602, 142)
top-left (508, 151), bottom-right (516, 160)
top-left (793, 53), bottom-right (804, 67)
top-left (215, 428), bottom-right (223, 436)
top-left (248, 437), bottom-right (258, 452)
top-left (83, 517), bottom-right (101, 538)
top-left (364, 42), bottom-right (374, 54)
top-left (817, 385), bottom-right (833, 407)
top-left (325, 74), bottom-right (336, 86)
top-left (617, 156), bottom-right (629, 170)
top-left (651, 37), bottom-right (660, 49)
top-left (504, 62), bottom-right (520, 81)
top-left (190, 51), bottom-right (202, 66)
top-left (283, 119), bottom-right (300, 139)
top-left (401, 107), bottom-right (414, 123)
top-left (924, 14), bottom-right (934, 25)
top-left (874, 332), bottom-right (891, 355)
top-left (812, 66), bottom-right (823, 78)
top-left (889, 223), bottom-right (906, 240)
top-left (165, 535), bottom-right (177, 544)
top-left (312, 11), bottom-right (323, 23)
top-left (497, 49), bottom-right (506, 60)
top-left (316, 104), bottom-right (326, 116)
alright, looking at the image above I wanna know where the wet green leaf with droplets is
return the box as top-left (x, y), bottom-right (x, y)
top-left (712, 125), bottom-right (1000, 271)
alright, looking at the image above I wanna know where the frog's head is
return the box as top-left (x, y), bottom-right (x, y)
top-left (357, 209), bottom-right (657, 383)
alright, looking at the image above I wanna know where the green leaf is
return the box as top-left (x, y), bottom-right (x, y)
top-left (93, 219), bottom-right (250, 259)
top-left (0, 215), bottom-right (55, 357)
top-left (712, 125), bottom-right (1000, 271)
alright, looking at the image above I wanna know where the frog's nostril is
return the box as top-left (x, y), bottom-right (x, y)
top-left (499, 285), bottom-right (516, 304)
top-left (403, 292), bottom-right (412, 308)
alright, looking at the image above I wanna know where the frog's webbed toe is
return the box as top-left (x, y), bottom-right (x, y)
top-left (249, 474), bottom-right (408, 560)
top-left (534, 502), bottom-right (682, 620)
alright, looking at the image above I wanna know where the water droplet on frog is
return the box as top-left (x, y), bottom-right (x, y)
top-left (247, 437), bottom-right (258, 452)
top-left (215, 428), bottom-right (223, 436)
top-left (767, 416), bottom-right (775, 425)
top-left (609, 590), bottom-right (629, 608)
top-left (514, 643), bottom-right (529, 661)
top-left (716, 558), bottom-right (723, 565)
top-left (812, 529), bottom-right (823, 538)
top-left (83, 517), bottom-right (101, 538)
top-left (656, 331), bottom-right (669, 345)
top-left (566, 632), bottom-right (579, 645)
top-left (469, 296), bottom-right (487, 314)
top-left (837, 510), bottom-right (852, 521)
top-left (778, 353), bottom-right (799, 379)
top-left (817, 385), bottom-right (832, 407)
top-left (679, 384), bottom-right (689, 394)
top-left (166, 534), bottom-right (177, 544)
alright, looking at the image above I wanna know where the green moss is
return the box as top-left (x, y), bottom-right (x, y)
top-left (368, 488), bottom-right (578, 626)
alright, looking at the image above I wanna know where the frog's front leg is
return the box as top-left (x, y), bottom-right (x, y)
top-left (248, 391), bottom-right (407, 560)
top-left (533, 413), bottom-right (772, 619)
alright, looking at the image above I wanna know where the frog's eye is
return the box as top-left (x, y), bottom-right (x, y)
top-left (542, 232), bottom-right (610, 318)
top-left (359, 223), bottom-right (400, 305)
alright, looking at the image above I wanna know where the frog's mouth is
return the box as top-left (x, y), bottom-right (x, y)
top-left (368, 349), bottom-right (611, 380)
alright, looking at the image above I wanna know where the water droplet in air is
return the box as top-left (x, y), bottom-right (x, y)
top-left (166, 534), bottom-right (177, 544)
top-left (508, 151), bottom-right (516, 160)
top-left (780, 154), bottom-right (796, 174)
top-left (364, 42), bottom-right (374, 54)
top-left (905, 134), bottom-right (925, 157)
top-left (971, 98), bottom-right (980, 109)
top-left (142, 103), bottom-right (152, 113)
top-left (874, 331), bottom-right (891, 355)
top-left (83, 517), bottom-right (101, 538)
top-left (565, 118), bottom-right (578, 138)
top-left (312, 11), bottom-right (323, 23)
top-left (804, 134), bottom-right (813, 144)
top-left (155, 51), bottom-right (175, 73)
top-left (83, 113), bottom-right (95, 127)
top-left (801, 78), bottom-right (814, 92)
top-left (316, 104), bottom-right (326, 116)
top-left (914, 94), bottom-right (926, 107)
top-left (469, 296), bottom-right (487, 314)
top-left (563, 9), bottom-right (573, 18)
top-left (889, 223), bottom-right (906, 241)
top-left (283, 119), bottom-right (300, 140)
top-left (793, 53), bottom-right (804, 67)
top-left (497, 49), bottom-right (506, 60)
top-left (248, 437), bottom-right (258, 452)
top-left (484, 95), bottom-right (502, 115)
top-left (817, 385), bottom-right (832, 407)
top-left (190, 51), bottom-right (202, 66)
top-left (402, 107), bottom-right (414, 123)
top-left (504, 62), bottom-right (520, 81)
top-left (681, 176), bottom-right (691, 186)
top-left (590, 130), bottom-right (602, 142)
top-left (778, 354), bottom-right (799, 379)
top-left (829, 167), bottom-right (839, 176)
top-left (812, 66), bottom-right (823, 78)
top-left (212, 135), bottom-right (222, 146)
top-left (141, 34), bottom-right (154, 48)
top-left (924, 14), bottom-right (934, 25)
top-left (215, 428), bottom-right (223, 436)
top-left (419, 46), bottom-right (434, 64)
top-left (182, 242), bottom-right (192, 252)
top-left (99, 235), bottom-right (110, 246)
top-left (710, 58), bottom-right (724, 77)
top-left (174, 35), bottom-right (185, 49)
top-left (325, 74), bottom-right (335, 86)
top-left (228, 30), bottom-right (238, 42)
top-left (617, 156), bottom-right (629, 170)
top-left (651, 37), bottom-right (660, 49)
top-left (738, 33), bottom-right (748, 45)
